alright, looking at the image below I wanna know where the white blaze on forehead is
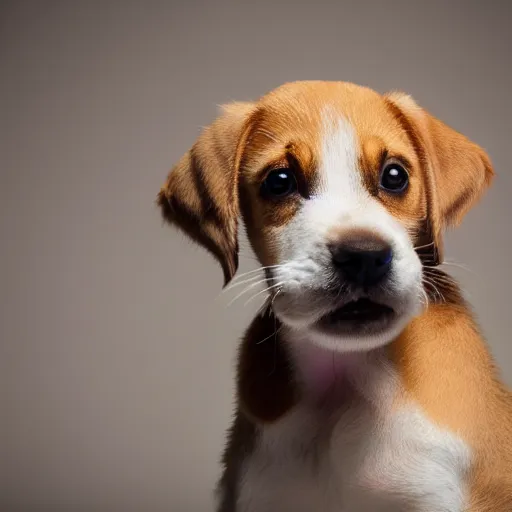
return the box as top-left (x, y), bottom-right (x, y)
top-left (318, 110), bottom-right (369, 204)
top-left (306, 109), bottom-right (372, 222)
top-left (320, 113), bottom-right (356, 189)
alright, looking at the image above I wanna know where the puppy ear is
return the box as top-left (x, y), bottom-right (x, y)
top-left (385, 92), bottom-right (494, 263)
top-left (157, 102), bottom-right (255, 286)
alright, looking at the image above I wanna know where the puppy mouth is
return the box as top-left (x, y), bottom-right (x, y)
top-left (315, 298), bottom-right (395, 334)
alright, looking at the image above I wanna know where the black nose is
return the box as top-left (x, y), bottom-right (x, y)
top-left (330, 240), bottom-right (393, 286)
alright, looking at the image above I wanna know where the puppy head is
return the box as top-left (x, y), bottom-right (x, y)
top-left (158, 81), bottom-right (493, 352)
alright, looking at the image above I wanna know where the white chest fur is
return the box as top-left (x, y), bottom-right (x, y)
top-left (236, 344), bottom-right (471, 512)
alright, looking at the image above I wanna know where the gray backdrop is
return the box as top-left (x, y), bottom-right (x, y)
top-left (2, 1), bottom-right (511, 510)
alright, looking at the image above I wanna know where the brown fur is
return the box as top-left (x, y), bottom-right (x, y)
top-left (157, 101), bottom-right (256, 285)
top-left (236, 310), bottom-right (298, 423)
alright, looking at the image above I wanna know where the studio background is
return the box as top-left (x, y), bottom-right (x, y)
top-left (2, 1), bottom-right (511, 510)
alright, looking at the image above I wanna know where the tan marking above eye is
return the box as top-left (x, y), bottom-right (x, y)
top-left (285, 141), bottom-right (316, 177)
top-left (362, 137), bottom-right (386, 170)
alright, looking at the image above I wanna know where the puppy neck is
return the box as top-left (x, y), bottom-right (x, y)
top-left (287, 333), bottom-right (363, 396)
top-left (282, 327), bottom-right (395, 409)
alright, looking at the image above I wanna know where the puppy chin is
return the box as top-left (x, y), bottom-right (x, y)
top-left (273, 291), bottom-right (423, 353)
top-left (306, 312), bottom-right (417, 352)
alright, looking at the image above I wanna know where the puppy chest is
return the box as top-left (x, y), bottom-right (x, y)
top-left (237, 404), bottom-right (471, 512)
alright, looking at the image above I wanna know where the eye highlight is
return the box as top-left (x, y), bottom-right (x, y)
top-left (380, 162), bottom-right (409, 193)
top-left (260, 168), bottom-right (298, 199)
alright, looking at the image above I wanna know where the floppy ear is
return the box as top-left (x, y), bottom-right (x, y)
top-left (385, 92), bottom-right (494, 264)
top-left (157, 102), bottom-right (255, 286)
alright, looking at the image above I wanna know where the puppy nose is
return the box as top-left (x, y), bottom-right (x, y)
top-left (330, 240), bottom-right (393, 286)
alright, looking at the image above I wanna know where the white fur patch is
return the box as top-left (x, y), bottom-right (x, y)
top-left (318, 113), bottom-right (367, 202)
top-left (236, 345), bottom-right (471, 512)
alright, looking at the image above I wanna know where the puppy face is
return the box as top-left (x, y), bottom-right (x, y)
top-left (239, 83), bottom-right (428, 350)
top-left (158, 82), bottom-right (493, 352)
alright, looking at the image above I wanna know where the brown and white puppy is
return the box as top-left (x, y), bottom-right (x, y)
top-left (157, 81), bottom-right (512, 511)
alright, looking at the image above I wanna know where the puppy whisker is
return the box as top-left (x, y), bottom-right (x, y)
top-left (440, 260), bottom-right (478, 278)
top-left (414, 241), bottom-right (435, 251)
top-left (422, 275), bottom-right (446, 303)
top-left (244, 282), bottom-right (287, 307)
top-left (256, 325), bottom-right (283, 345)
top-left (222, 273), bottom-right (269, 293)
top-left (422, 270), bottom-right (458, 286)
top-left (225, 279), bottom-right (269, 307)
top-left (418, 286), bottom-right (430, 308)
top-left (229, 264), bottom-right (283, 283)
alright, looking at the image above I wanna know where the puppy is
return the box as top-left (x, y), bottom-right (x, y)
top-left (157, 81), bottom-right (512, 511)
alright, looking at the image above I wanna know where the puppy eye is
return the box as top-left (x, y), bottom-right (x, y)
top-left (380, 163), bottom-right (409, 193)
top-left (261, 168), bottom-right (298, 198)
